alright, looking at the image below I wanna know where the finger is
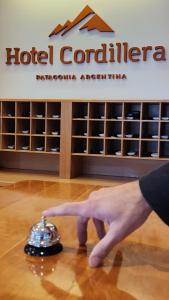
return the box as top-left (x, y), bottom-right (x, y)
top-left (89, 224), bottom-right (122, 267)
top-left (77, 216), bottom-right (90, 245)
top-left (93, 218), bottom-right (106, 240)
top-left (43, 202), bottom-right (85, 217)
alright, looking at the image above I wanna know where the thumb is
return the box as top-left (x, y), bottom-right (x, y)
top-left (89, 224), bottom-right (122, 267)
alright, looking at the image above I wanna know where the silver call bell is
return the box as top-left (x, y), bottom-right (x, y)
top-left (24, 216), bottom-right (63, 256)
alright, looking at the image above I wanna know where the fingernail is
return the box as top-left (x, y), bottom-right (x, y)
top-left (89, 256), bottom-right (102, 268)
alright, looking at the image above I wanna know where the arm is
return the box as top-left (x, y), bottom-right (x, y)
top-left (43, 180), bottom-right (152, 267)
top-left (43, 163), bottom-right (169, 267)
top-left (139, 163), bottom-right (169, 225)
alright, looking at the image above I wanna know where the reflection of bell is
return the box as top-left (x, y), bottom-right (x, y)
top-left (24, 216), bottom-right (63, 256)
top-left (26, 256), bottom-right (56, 277)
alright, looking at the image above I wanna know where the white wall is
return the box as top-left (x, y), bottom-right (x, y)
top-left (0, 0), bottom-right (169, 100)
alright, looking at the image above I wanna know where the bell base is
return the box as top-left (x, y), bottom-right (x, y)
top-left (24, 243), bottom-right (63, 256)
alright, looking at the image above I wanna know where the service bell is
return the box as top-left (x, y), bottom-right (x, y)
top-left (24, 216), bottom-right (63, 256)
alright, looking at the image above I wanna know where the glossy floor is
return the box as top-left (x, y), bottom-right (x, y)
top-left (0, 180), bottom-right (169, 300)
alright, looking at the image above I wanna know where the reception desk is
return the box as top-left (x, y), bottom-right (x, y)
top-left (0, 180), bottom-right (169, 299)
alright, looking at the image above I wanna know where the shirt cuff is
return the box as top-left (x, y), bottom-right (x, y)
top-left (139, 163), bottom-right (169, 226)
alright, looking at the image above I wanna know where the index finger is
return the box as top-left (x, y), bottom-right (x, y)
top-left (42, 202), bottom-right (85, 217)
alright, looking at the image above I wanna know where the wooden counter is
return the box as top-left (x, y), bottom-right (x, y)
top-left (0, 180), bottom-right (169, 299)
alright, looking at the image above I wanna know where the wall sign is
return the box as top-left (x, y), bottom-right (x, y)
top-left (4, 5), bottom-right (167, 81)
top-left (49, 5), bottom-right (114, 37)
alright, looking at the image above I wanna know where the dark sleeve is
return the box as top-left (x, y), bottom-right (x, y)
top-left (139, 163), bottom-right (169, 225)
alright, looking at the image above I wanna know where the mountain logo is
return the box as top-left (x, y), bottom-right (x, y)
top-left (49, 5), bottom-right (114, 38)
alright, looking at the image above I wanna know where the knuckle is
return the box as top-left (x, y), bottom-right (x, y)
top-left (98, 187), bottom-right (106, 193)
top-left (89, 190), bottom-right (99, 199)
top-left (80, 200), bottom-right (95, 217)
top-left (89, 191), bottom-right (96, 198)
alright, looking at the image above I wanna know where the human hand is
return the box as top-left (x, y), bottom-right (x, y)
top-left (43, 181), bottom-right (152, 267)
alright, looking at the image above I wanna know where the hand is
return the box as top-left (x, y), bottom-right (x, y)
top-left (43, 181), bottom-right (152, 267)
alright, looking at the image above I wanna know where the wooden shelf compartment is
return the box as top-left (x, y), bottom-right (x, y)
top-left (72, 120), bottom-right (87, 137)
top-left (89, 102), bottom-right (106, 119)
top-left (88, 138), bottom-right (104, 155)
top-left (105, 139), bottom-right (122, 156)
top-left (106, 121), bottom-right (122, 138)
top-left (47, 102), bottom-right (61, 118)
top-left (31, 136), bottom-right (45, 152)
top-left (72, 102), bottom-right (88, 119)
top-left (2, 101), bottom-right (16, 117)
top-left (16, 135), bottom-right (30, 151)
top-left (141, 121), bottom-right (159, 139)
top-left (2, 118), bottom-right (15, 134)
top-left (160, 122), bottom-right (169, 138)
top-left (124, 102), bottom-right (141, 120)
top-left (17, 101), bottom-right (31, 117)
top-left (142, 103), bottom-right (160, 120)
top-left (31, 102), bottom-right (46, 118)
top-left (141, 140), bottom-right (159, 158)
top-left (72, 137), bottom-right (87, 154)
top-left (160, 141), bottom-right (169, 158)
top-left (46, 137), bottom-right (60, 153)
top-left (31, 119), bottom-right (45, 135)
top-left (46, 119), bottom-right (60, 136)
top-left (106, 102), bottom-right (123, 120)
top-left (16, 119), bottom-right (30, 134)
top-left (161, 103), bottom-right (169, 120)
top-left (1, 134), bottom-right (15, 150)
top-left (123, 140), bottom-right (140, 157)
top-left (89, 120), bottom-right (105, 137)
top-left (124, 121), bottom-right (140, 139)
